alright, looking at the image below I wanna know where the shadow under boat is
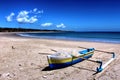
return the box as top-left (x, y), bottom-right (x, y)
top-left (42, 65), bottom-right (96, 72)
top-left (42, 59), bottom-right (96, 72)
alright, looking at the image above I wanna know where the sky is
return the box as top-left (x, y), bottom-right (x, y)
top-left (0, 0), bottom-right (120, 31)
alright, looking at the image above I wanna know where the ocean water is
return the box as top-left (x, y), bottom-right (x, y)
top-left (18, 32), bottom-right (120, 44)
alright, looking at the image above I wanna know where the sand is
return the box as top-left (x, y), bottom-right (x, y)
top-left (0, 32), bottom-right (120, 80)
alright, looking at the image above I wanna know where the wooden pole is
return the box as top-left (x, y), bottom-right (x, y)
top-left (50, 49), bottom-right (57, 52)
top-left (78, 46), bottom-right (113, 54)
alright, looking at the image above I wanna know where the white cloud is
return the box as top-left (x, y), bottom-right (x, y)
top-left (6, 8), bottom-right (43, 24)
top-left (29, 16), bottom-right (38, 23)
top-left (33, 8), bottom-right (37, 12)
top-left (56, 23), bottom-right (66, 28)
top-left (6, 12), bottom-right (15, 22)
top-left (41, 23), bottom-right (53, 27)
top-left (16, 10), bottom-right (38, 23)
top-left (16, 10), bottom-right (30, 23)
top-left (32, 8), bottom-right (43, 14)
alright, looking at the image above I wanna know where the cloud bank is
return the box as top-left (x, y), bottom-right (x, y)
top-left (6, 8), bottom-right (66, 29)
top-left (6, 8), bottom-right (43, 24)
top-left (16, 10), bottom-right (38, 23)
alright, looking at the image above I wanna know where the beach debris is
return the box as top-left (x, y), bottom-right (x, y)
top-left (2, 73), bottom-right (10, 78)
top-left (12, 46), bottom-right (15, 49)
top-left (42, 75), bottom-right (47, 78)
top-left (19, 64), bottom-right (22, 66)
top-left (2, 72), bottom-right (15, 79)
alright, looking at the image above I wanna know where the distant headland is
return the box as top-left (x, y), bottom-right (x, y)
top-left (0, 27), bottom-right (62, 32)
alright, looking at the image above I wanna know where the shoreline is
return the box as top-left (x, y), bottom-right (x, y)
top-left (0, 32), bottom-right (120, 80)
top-left (0, 32), bottom-right (120, 44)
top-left (10, 32), bottom-right (120, 44)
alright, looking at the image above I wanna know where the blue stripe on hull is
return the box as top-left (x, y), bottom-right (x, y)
top-left (49, 54), bottom-right (93, 69)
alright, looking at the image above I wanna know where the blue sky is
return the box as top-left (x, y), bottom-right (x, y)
top-left (0, 0), bottom-right (120, 31)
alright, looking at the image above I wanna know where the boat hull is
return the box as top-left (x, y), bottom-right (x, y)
top-left (47, 50), bottom-right (94, 69)
top-left (48, 54), bottom-right (93, 69)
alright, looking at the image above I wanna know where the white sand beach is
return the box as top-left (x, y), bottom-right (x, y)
top-left (0, 32), bottom-right (120, 80)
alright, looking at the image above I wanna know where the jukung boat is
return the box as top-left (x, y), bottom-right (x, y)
top-left (47, 48), bottom-right (95, 69)
top-left (47, 48), bottom-right (115, 72)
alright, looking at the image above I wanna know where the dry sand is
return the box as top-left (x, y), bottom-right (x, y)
top-left (0, 32), bottom-right (120, 80)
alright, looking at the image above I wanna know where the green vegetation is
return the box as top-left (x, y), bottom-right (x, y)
top-left (0, 27), bottom-right (61, 32)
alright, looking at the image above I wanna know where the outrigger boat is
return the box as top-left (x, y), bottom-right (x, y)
top-left (47, 48), bottom-right (115, 73)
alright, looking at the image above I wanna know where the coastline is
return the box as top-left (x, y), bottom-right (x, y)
top-left (0, 32), bottom-right (120, 80)
top-left (17, 32), bottom-right (120, 44)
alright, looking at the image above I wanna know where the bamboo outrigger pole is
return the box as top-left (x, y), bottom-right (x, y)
top-left (78, 46), bottom-right (116, 72)
top-left (78, 46), bottom-right (114, 53)
top-left (73, 56), bottom-right (103, 72)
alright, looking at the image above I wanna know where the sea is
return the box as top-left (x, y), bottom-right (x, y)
top-left (18, 32), bottom-right (120, 44)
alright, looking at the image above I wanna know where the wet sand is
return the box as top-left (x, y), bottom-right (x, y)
top-left (0, 32), bottom-right (120, 80)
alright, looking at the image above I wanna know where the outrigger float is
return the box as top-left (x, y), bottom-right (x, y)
top-left (47, 47), bottom-right (115, 73)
